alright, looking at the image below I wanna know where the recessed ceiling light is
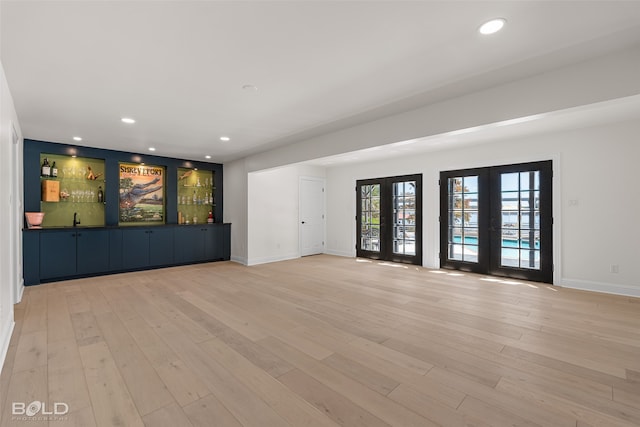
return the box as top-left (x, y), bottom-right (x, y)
top-left (479, 18), bottom-right (506, 35)
top-left (121, 117), bottom-right (136, 124)
top-left (73, 136), bottom-right (82, 141)
top-left (148, 147), bottom-right (156, 151)
top-left (205, 155), bottom-right (211, 159)
top-left (242, 84), bottom-right (258, 91)
top-left (220, 136), bottom-right (230, 141)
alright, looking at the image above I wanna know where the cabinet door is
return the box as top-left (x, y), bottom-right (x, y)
top-left (222, 224), bottom-right (231, 260)
top-left (195, 228), bottom-right (208, 261)
top-left (206, 225), bottom-right (224, 261)
top-left (175, 227), bottom-right (202, 263)
top-left (23, 231), bottom-right (41, 286)
top-left (149, 228), bottom-right (174, 266)
top-left (40, 231), bottom-right (77, 279)
top-left (109, 229), bottom-right (123, 271)
top-left (122, 228), bottom-right (150, 269)
top-left (77, 230), bottom-right (109, 275)
top-left (203, 227), bottom-right (215, 260)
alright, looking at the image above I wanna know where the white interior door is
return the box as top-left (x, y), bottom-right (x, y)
top-left (299, 177), bottom-right (325, 256)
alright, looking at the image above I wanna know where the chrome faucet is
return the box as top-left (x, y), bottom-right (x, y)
top-left (73, 212), bottom-right (80, 227)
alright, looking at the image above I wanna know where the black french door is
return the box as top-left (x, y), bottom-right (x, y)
top-left (440, 161), bottom-right (553, 283)
top-left (357, 174), bottom-right (422, 265)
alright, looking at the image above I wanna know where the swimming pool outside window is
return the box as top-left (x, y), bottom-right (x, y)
top-left (500, 171), bottom-right (541, 269)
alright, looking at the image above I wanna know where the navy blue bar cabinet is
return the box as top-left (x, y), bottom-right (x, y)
top-left (23, 139), bottom-right (231, 285)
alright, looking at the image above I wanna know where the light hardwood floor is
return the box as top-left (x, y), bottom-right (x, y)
top-left (1, 255), bottom-right (639, 426)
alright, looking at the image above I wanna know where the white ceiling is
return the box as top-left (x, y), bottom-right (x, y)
top-left (2, 1), bottom-right (640, 164)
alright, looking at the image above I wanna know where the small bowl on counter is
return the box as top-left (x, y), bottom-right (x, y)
top-left (25, 212), bottom-right (45, 229)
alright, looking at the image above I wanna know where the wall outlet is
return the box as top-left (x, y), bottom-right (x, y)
top-left (610, 264), bottom-right (619, 273)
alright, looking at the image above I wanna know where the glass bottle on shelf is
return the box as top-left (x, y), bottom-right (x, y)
top-left (50, 161), bottom-right (58, 177)
top-left (177, 167), bottom-right (214, 226)
top-left (41, 158), bottom-right (51, 177)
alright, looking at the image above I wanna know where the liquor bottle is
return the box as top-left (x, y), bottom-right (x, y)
top-left (50, 161), bottom-right (58, 177)
top-left (41, 158), bottom-right (50, 177)
top-left (97, 186), bottom-right (104, 203)
top-left (192, 190), bottom-right (197, 204)
top-left (207, 211), bottom-right (213, 224)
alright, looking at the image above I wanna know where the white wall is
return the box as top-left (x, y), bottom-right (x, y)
top-left (224, 159), bottom-right (249, 264)
top-left (325, 119), bottom-right (640, 297)
top-left (0, 59), bottom-right (22, 372)
top-left (246, 164), bottom-right (325, 265)
top-left (223, 46), bottom-right (640, 296)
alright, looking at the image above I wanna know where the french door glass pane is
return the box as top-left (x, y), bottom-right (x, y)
top-left (500, 171), bottom-right (541, 269)
top-left (360, 184), bottom-right (380, 253)
top-left (447, 176), bottom-right (479, 263)
top-left (393, 181), bottom-right (416, 255)
top-left (520, 249), bottom-right (541, 269)
top-left (501, 248), bottom-right (520, 267)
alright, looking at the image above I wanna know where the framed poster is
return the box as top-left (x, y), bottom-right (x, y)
top-left (119, 163), bottom-right (165, 225)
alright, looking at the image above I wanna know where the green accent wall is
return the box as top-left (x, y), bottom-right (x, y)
top-left (38, 153), bottom-right (106, 227)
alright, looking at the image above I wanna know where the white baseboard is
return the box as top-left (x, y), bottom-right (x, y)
top-left (15, 279), bottom-right (24, 304)
top-left (324, 249), bottom-right (355, 258)
top-left (559, 278), bottom-right (640, 298)
top-left (230, 255), bottom-right (248, 265)
top-left (247, 253), bottom-right (300, 266)
top-left (0, 318), bottom-right (15, 375)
